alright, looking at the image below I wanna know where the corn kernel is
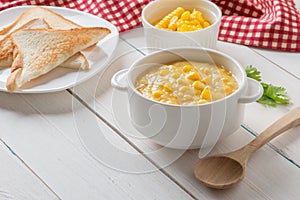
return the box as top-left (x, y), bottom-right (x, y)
top-left (171, 73), bottom-right (180, 79)
top-left (155, 18), bottom-right (170, 28)
top-left (197, 99), bottom-right (207, 104)
top-left (221, 77), bottom-right (229, 83)
top-left (160, 69), bottom-right (169, 76)
top-left (203, 21), bottom-right (211, 28)
top-left (154, 7), bottom-right (184, 28)
top-left (187, 25), bottom-right (199, 31)
top-left (200, 87), bottom-right (211, 100)
top-left (174, 7), bottom-right (185, 16)
top-left (176, 19), bottom-right (183, 26)
top-left (186, 72), bottom-right (199, 80)
top-left (227, 82), bottom-right (235, 87)
top-left (153, 91), bottom-right (162, 98)
top-left (224, 85), bottom-right (233, 95)
top-left (164, 83), bottom-right (173, 92)
top-left (183, 95), bottom-right (193, 101)
top-left (169, 65), bottom-right (176, 70)
top-left (192, 80), bottom-right (205, 90)
top-left (179, 20), bottom-right (199, 25)
top-left (179, 86), bottom-right (190, 92)
top-left (139, 79), bottom-right (148, 85)
top-left (181, 10), bottom-right (191, 20)
top-left (203, 67), bottom-right (211, 74)
top-left (191, 19), bottom-right (201, 25)
top-left (177, 92), bottom-right (184, 98)
top-left (182, 65), bottom-right (192, 72)
top-left (198, 15), bottom-right (205, 24)
top-left (201, 75), bottom-right (212, 84)
top-left (186, 25), bottom-right (194, 31)
top-left (177, 79), bottom-right (185, 85)
top-left (177, 24), bottom-right (189, 32)
top-left (194, 90), bottom-right (202, 96)
top-left (227, 71), bottom-right (232, 76)
top-left (195, 24), bottom-right (203, 30)
top-left (168, 16), bottom-right (179, 30)
top-left (190, 10), bottom-right (202, 20)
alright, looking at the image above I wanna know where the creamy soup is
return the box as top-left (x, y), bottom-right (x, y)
top-left (135, 61), bottom-right (238, 105)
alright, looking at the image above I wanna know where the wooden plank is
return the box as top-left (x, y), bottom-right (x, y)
top-left (250, 49), bottom-right (300, 79)
top-left (70, 32), bottom-right (300, 199)
top-left (0, 141), bottom-right (58, 200)
top-left (164, 130), bottom-right (300, 200)
top-left (0, 91), bottom-right (193, 200)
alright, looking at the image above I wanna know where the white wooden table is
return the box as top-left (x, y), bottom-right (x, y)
top-left (1, 2), bottom-right (300, 199)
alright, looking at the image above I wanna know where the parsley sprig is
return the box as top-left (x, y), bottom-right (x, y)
top-left (245, 65), bottom-right (290, 106)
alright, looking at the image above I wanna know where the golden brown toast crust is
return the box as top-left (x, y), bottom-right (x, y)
top-left (0, 18), bottom-right (47, 67)
top-left (0, 6), bottom-right (80, 35)
top-left (6, 51), bottom-right (22, 92)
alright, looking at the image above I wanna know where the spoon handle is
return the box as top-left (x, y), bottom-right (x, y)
top-left (242, 107), bottom-right (300, 157)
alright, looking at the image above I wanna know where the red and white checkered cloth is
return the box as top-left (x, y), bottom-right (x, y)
top-left (215, 0), bottom-right (300, 52)
top-left (0, 0), bottom-right (152, 32)
top-left (0, 0), bottom-right (299, 52)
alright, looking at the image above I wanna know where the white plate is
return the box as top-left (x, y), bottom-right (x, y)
top-left (0, 6), bottom-right (119, 93)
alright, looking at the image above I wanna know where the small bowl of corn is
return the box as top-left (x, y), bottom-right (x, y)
top-left (142, 0), bottom-right (222, 50)
top-left (111, 47), bottom-right (263, 149)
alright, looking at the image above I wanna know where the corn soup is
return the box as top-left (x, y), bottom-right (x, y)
top-left (135, 61), bottom-right (238, 105)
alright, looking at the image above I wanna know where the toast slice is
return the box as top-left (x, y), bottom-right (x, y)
top-left (0, 18), bottom-right (49, 68)
top-left (6, 27), bottom-right (110, 92)
top-left (0, 7), bottom-right (79, 35)
top-left (59, 51), bottom-right (89, 70)
top-left (0, 7), bottom-right (88, 70)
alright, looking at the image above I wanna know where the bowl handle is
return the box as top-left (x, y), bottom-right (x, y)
top-left (111, 69), bottom-right (129, 91)
top-left (238, 78), bottom-right (263, 104)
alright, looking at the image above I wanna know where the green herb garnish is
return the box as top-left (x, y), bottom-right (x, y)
top-left (245, 65), bottom-right (262, 82)
top-left (245, 65), bottom-right (290, 106)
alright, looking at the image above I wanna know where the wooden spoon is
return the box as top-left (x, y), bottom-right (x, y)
top-left (194, 107), bottom-right (300, 189)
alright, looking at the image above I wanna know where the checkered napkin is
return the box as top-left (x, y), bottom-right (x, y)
top-left (0, 0), bottom-right (152, 32)
top-left (214, 0), bottom-right (300, 52)
top-left (0, 0), bottom-right (299, 52)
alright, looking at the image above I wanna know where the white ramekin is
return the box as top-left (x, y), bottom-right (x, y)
top-left (111, 48), bottom-right (263, 150)
top-left (142, 0), bottom-right (222, 50)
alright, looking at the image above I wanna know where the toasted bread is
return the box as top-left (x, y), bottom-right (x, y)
top-left (59, 52), bottom-right (89, 70)
top-left (0, 7), bottom-right (88, 70)
top-left (0, 7), bottom-right (79, 35)
top-left (0, 18), bottom-right (49, 68)
top-left (6, 27), bottom-right (110, 92)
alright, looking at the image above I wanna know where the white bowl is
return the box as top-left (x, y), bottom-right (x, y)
top-left (111, 48), bottom-right (263, 150)
top-left (142, 0), bottom-right (222, 50)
